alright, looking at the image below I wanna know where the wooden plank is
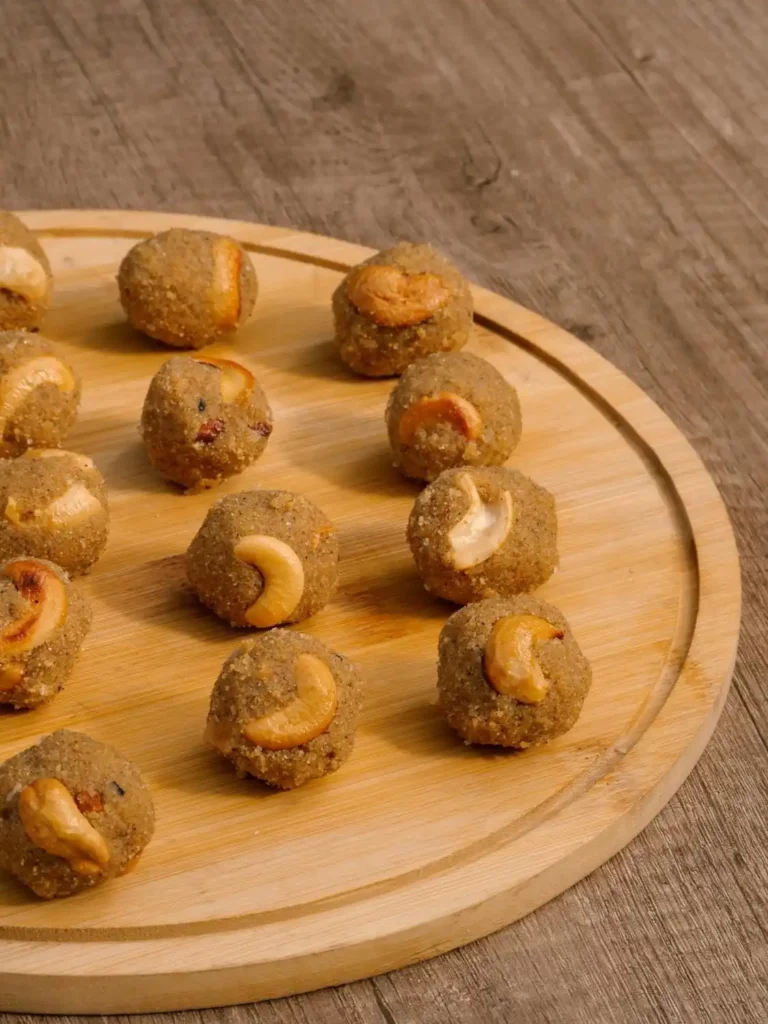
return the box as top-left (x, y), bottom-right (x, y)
top-left (0, 0), bottom-right (766, 1019)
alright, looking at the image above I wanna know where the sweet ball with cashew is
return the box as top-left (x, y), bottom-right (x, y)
top-left (438, 596), bottom-right (591, 748)
top-left (0, 210), bottom-right (53, 332)
top-left (0, 331), bottom-right (81, 457)
top-left (0, 449), bottom-right (109, 576)
top-left (118, 228), bottom-right (258, 349)
top-left (206, 629), bottom-right (363, 789)
top-left (0, 730), bottom-right (155, 898)
top-left (141, 354), bottom-right (273, 491)
top-left (386, 351), bottom-right (522, 482)
top-left (186, 489), bottom-right (339, 629)
top-left (332, 242), bottom-right (473, 377)
top-left (0, 557), bottom-right (91, 710)
top-left (407, 466), bottom-right (558, 605)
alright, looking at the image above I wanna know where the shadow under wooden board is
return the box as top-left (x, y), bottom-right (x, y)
top-left (0, 210), bottom-right (740, 1013)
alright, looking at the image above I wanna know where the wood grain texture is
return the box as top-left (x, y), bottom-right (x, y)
top-left (0, 211), bottom-right (738, 1012)
top-left (0, 0), bottom-right (766, 1021)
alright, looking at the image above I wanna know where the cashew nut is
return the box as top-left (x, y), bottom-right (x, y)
top-left (0, 558), bottom-right (68, 658)
top-left (484, 613), bottom-right (564, 703)
top-left (6, 481), bottom-right (102, 530)
top-left (346, 264), bottom-right (452, 327)
top-left (244, 653), bottom-right (337, 749)
top-left (23, 448), bottom-right (95, 473)
top-left (7, 450), bottom-right (98, 528)
top-left (18, 778), bottom-right (110, 877)
top-left (0, 246), bottom-right (49, 304)
top-left (399, 392), bottom-right (483, 446)
top-left (210, 237), bottom-right (243, 327)
top-left (234, 534), bottom-right (305, 627)
top-left (0, 356), bottom-right (76, 439)
top-left (447, 473), bottom-right (514, 570)
top-left (193, 355), bottom-right (255, 404)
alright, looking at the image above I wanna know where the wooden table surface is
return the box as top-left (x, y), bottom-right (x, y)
top-left (1, 0), bottom-right (766, 1021)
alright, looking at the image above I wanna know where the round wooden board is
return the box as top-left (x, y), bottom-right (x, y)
top-left (0, 211), bottom-right (740, 1014)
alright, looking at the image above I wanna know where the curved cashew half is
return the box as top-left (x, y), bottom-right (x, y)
top-left (23, 449), bottom-right (95, 473)
top-left (0, 246), bottom-right (49, 304)
top-left (210, 238), bottom-right (243, 327)
top-left (0, 558), bottom-right (68, 658)
top-left (346, 265), bottom-right (452, 327)
top-left (193, 355), bottom-right (255, 404)
top-left (484, 613), bottom-right (564, 704)
top-left (6, 482), bottom-right (102, 530)
top-left (448, 473), bottom-right (514, 570)
top-left (244, 653), bottom-right (337, 749)
top-left (234, 535), bottom-right (305, 627)
top-left (0, 357), bottom-right (75, 439)
top-left (18, 778), bottom-right (110, 877)
top-left (399, 392), bottom-right (482, 446)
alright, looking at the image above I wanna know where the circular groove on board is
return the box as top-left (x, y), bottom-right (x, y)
top-left (1, 231), bottom-right (697, 943)
top-left (0, 212), bottom-right (740, 1012)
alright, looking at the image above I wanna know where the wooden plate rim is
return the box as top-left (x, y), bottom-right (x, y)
top-left (0, 211), bottom-right (741, 1009)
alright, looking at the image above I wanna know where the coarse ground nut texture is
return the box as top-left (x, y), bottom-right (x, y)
top-left (438, 596), bottom-right (591, 747)
top-left (141, 355), bottom-right (273, 491)
top-left (118, 228), bottom-right (258, 349)
top-left (0, 450), bottom-right (110, 576)
top-left (206, 629), bottom-right (362, 789)
top-left (386, 351), bottom-right (522, 481)
top-left (0, 211), bottom-right (53, 331)
top-left (0, 557), bottom-right (91, 709)
top-left (0, 730), bottom-right (155, 898)
top-left (332, 242), bottom-right (473, 377)
top-left (408, 466), bottom-right (558, 604)
top-left (0, 331), bottom-right (81, 457)
top-left (186, 490), bottom-right (339, 627)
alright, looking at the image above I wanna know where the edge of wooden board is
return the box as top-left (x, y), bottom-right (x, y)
top-left (0, 211), bottom-right (741, 1013)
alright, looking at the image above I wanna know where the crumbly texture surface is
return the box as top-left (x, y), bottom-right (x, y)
top-left (386, 351), bottom-right (522, 481)
top-left (0, 453), bottom-right (109, 575)
top-left (0, 558), bottom-right (91, 709)
top-left (118, 228), bottom-right (258, 349)
top-left (0, 211), bottom-right (53, 331)
top-left (0, 730), bottom-right (155, 898)
top-left (332, 242), bottom-right (473, 377)
top-left (438, 596), bottom-right (591, 747)
top-left (206, 629), bottom-right (362, 789)
top-left (141, 356), bottom-right (273, 490)
top-left (0, 331), bottom-right (80, 457)
top-left (186, 489), bottom-right (339, 627)
top-left (407, 466), bottom-right (558, 604)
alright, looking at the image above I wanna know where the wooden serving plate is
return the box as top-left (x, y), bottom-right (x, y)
top-left (0, 211), bottom-right (740, 1013)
